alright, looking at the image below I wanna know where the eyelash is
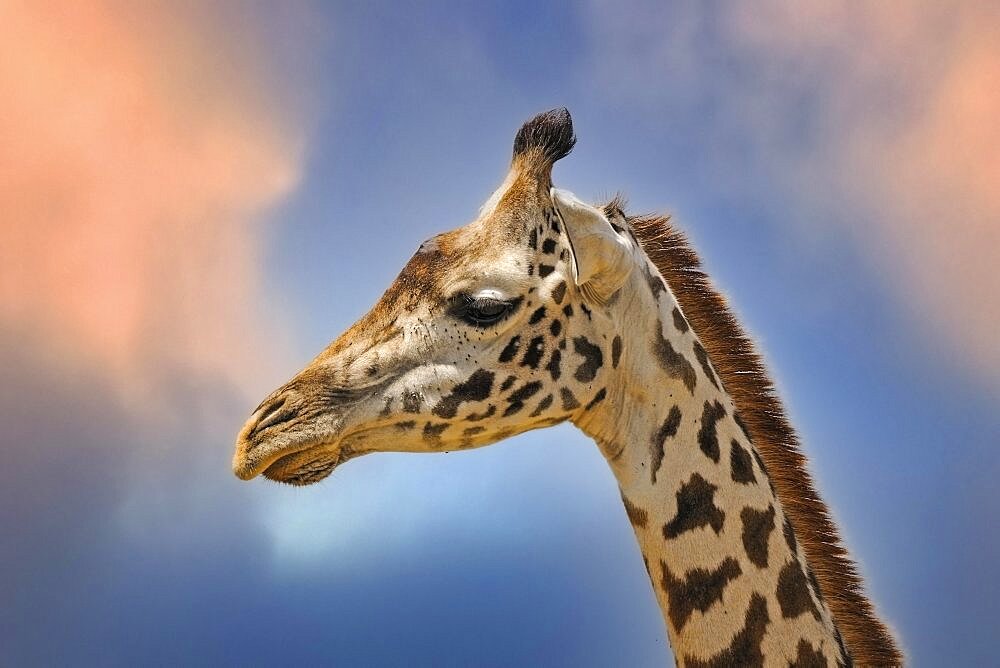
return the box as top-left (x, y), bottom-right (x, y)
top-left (452, 294), bottom-right (520, 327)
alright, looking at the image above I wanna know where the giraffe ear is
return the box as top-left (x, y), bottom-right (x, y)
top-left (551, 188), bottom-right (632, 306)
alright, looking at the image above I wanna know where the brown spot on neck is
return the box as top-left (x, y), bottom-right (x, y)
top-left (619, 492), bottom-right (648, 529)
top-left (684, 593), bottom-right (769, 668)
top-left (777, 560), bottom-right (822, 621)
top-left (660, 558), bottom-right (742, 633)
top-left (652, 324), bottom-right (697, 393)
top-left (663, 473), bottom-right (725, 538)
top-left (741, 504), bottom-right (776, 569)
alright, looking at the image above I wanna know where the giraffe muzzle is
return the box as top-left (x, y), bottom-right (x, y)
top-left (233, 372), bottom-right (392, 483)
top-left (233, 395), bottom-right (306, 481)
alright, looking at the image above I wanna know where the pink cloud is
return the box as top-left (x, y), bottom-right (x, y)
top-left (0, 2), bottom-right (312, 399)
top-left (845, 24), bottom-right (999, 376)
top-left (734, 2), bottom-right (1000, 381)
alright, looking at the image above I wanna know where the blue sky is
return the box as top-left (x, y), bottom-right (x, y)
top-left (2, 2), bottom-right (998, 665)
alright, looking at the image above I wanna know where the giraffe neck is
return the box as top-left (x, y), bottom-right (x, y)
top-left (571, 261), bottom-right (848, 666)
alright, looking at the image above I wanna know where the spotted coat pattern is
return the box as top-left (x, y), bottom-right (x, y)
top-left (605, 248), bottom-right (847, 666)
top-left (235, 109), bottom-right (859, 666)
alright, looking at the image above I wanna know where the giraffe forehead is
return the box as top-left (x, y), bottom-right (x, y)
top-left (417, 223), bottom-right (548, 293)
top-left (351, 202), bottom-right (566, 352)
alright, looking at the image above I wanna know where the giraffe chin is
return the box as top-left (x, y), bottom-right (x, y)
top-left (260, 442), bottom-right (369, 486)
top-left (261, 449), bottom-right (337, 486)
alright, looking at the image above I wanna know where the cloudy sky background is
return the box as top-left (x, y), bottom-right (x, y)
top-left (2, 1), bottom-right (998, 665)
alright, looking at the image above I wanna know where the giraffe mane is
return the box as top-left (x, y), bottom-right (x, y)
top-left (621, 206), bottom-right (903, 666)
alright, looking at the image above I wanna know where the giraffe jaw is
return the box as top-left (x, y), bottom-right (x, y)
top-left (259, 438), bottom-right (371, 486)
top-left (258, 444), bottom-right (338, 485)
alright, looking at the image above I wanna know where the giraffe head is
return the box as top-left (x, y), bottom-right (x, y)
top-left (233, 109), bottom-right (638, 484)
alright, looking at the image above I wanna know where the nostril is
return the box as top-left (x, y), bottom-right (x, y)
top-left (256, 395), bottom-right (286, 422)
top-left (250, 396), bottom-right (297, 437)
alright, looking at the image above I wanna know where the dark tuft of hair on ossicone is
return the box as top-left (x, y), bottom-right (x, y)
top-left (512, 107), bottom-right (577, 167)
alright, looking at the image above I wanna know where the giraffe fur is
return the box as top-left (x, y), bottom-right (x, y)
top-left (233, 108), bottom-right (901, 666)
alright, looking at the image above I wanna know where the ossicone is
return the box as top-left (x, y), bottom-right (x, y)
top-left (512, 108), bottom-right (576, 173)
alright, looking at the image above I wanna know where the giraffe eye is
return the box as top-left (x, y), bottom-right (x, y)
top-left (452, 294), bottom-right (520, 327)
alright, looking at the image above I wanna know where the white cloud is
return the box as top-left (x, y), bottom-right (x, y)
top-left (583, 0), bottom-right (1000, 383)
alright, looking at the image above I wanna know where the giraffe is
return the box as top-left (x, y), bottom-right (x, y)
top-left (233, 109), bottom-right (902, 666)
